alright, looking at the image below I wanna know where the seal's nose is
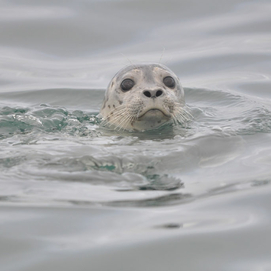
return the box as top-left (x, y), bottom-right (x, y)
top-left (143, 89), bottom-right (163, 98)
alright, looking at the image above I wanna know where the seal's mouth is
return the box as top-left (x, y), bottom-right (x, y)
top-left (138, 108), bottom-right (170, 119)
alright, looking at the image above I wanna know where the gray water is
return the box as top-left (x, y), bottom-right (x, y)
top-left (1, 0), bottom-right (271, 270)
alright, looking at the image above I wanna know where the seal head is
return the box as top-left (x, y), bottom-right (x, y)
top-left (100, 63), bottom-right (187, 131)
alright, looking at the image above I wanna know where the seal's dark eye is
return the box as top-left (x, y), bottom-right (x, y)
top-left (121, 79), bottom-right (134, 91)
top-left (163, 76), bottom-right (175, 88)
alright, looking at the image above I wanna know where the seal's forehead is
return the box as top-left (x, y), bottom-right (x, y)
top-left (114, 63), bottom-right (175, 80)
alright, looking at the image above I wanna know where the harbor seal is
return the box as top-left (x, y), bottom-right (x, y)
top-left (100, 63), bottom-right (189, 131)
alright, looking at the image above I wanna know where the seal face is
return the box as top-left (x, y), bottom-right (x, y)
top-left (100, 63), bottom-right (188, 131)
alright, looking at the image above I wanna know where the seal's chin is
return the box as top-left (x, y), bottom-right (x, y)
top-left (131, 108), bottom-right (170, 130)
top-left (137, 109), bottom-right (171, 129)
top-left (139, 109), bottom-right (169, 119)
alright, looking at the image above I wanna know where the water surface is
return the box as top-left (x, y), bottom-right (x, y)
top-left (1, 0), bottom-right (271, 270)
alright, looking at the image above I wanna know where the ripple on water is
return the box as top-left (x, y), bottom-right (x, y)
top-left (187, 88), bottom-right (271, 136)
top-left (0, 87), bottom-right (271, 208)
top-left (0, 104), bottom-right (100, 140)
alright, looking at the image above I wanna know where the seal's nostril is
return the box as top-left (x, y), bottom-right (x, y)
top-left (143, 89), bottom-right (163, 98)
top-left (143, 90), bottom-right (151, 98)
top-left (156, 90), bottom-right (163, 97)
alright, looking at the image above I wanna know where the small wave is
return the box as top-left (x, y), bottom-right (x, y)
top-left (21, 154), bottom-right (183, 192)
top-left (185, 88), bottom-right (271, 136)
top-left (0, 104), bottom-right (100, 140)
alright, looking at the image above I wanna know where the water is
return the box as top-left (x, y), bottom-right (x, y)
top-left (1, 0), bottom-right (271, 270)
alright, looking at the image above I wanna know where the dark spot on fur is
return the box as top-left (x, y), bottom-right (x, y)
top-left (111, 82), bottom-right (114, 88)
top-left (108, 105), bottom-right (111, 108)
top-left (158, 120), bottom-right (161, 124)
top-left (113, 104), bottom-right (115, 108)
top-left (107, 117), bottom-right (111, 121)
top-left (110, 112), bottom-right (113, 115)
top-left (118, 100), bottom-right (123, 105)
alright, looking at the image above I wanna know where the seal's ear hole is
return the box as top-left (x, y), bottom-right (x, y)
top-left (121, 79), bottom-right (134, 92)
top-left (163, 76), bottom-right (175, 88)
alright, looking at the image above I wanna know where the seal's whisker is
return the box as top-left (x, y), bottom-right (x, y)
top-left (120, 53), bottom-right (133, 65)
top-left (175, 108), bottom-right (186, 120)
top-left (108, 107), bottom-right (126, 118)
top-left (117, 114), bottom-right (130, 129)
top-left (127, 114), bottom-right (137, 128)
top-left (100, 117), bottom-right (110, 127)
top-left (111, 117), bottom-right (126, 129)
top-left (120, 116), bottom-right (132, 131)
top-left (182, 108), bottom-right (193, 120)
top-left (123, 116), bottom-right (134, 130)
top-left (102, 112), bottom-right (125, 129)
top-left (174, 106), bottom-right (192, 121)
top-left (171, 114), bottom-right (178, 125)
top-left (180, 108), bottom-right (193, 119)
top-left (172, 112), bottom-right (183, 124)
top-left (159, 47), bottom-right (166, 64)
top-left (174, 111), bottom-right (187, 123)
top-left (162, 105), bottom-right (171, 116)
top-left (170, 104), bottom-right (193, 125)
top-left (113, 110), bottom-right (134, 131)
top-left (178, 106), bottom-right (193, 119)
top-left (102, 106), bottom-right (128, 127)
